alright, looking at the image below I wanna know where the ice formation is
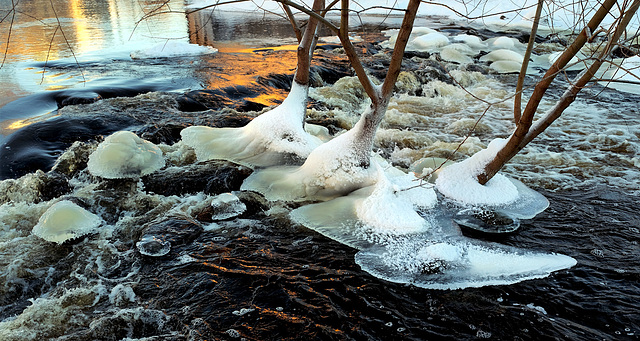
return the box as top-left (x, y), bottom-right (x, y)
top-left (210, 193), bottom-right (247, 220)
top-left (598, 56), bottom-right (640, 94)
top-left (32, 200), bottom-right (102, 243)
top-left (355, 237), bottom-right (577, 290)
top-left (290, 169), bottom-right (438, 250)
top-left (434, 138), bottom-right (550, 223)
top-left (130, 41), bottom-right (218, 59)
top-left (409, 32), bottom-right (450, 51)
top-left (136, 236), bottom-right (171, 257)
top-left (181, 82), bottom-right (323, 167)
top-left (87, 131), bottom-right (165, 179)
top-left (241, 117), bottom-right (381, 202)
top-left (435, 139), bottom-right (519, 206)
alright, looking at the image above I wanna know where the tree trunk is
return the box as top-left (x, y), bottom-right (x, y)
top-left (293, 0), bottom-right (324, 86)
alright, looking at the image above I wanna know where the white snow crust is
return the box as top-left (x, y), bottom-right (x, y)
top-left (130, 41), bottom-right (218, 59)
top-left (289, 167), bottom-right (438, 250)
top-left (435, 139), bottom-right (519, 206)
top-left (181, 82), bottom-right (322, 167)
top-left (87, 131), bottom-right (165, 179)
top-left (32, 200), bottom-right (102, 244)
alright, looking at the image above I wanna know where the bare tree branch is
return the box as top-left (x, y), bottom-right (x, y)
top-left (514, 0), bottom-right (543, 124)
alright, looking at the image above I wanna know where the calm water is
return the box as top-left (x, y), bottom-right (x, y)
top-left (0, 1), bottom-right (639, 340)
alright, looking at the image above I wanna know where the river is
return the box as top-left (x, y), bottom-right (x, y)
top-left (0, 0), bottom-right (638, 340)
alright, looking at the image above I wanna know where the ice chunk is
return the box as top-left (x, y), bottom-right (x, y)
top-left (87, 131), bottom-right (165, 179)
top-left (488, 36), bottom-right (517, 50)
top-left (355, 236), bottom-right (577, 290)
top-left (489, 60), bottom-right (524, 74)
top-left (210, 193), bottom-right (246, 220)
top-left (435, 139), bottom-right (519, 206)
top-left (452, 34), bottom-right (486, 50)
top-left (136, 235), bottom-right (171, 257)
top-left (480, 49), bottom-right (524, 63)
top-left (32, 200), bottom-right (101, 243)
top-left (181, 82), bottom-right (322, 167)
top-left (410, 32), bottom-right (450, 51)
top-left (598, 56), bottom-right (640, 94)
top-left (440, 45), bottom-right (473, 64)
top-left (130, 41), bottom-right (218, 59)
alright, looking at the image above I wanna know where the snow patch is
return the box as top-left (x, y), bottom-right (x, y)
top-left (435, 139), bottom-right (519, 206)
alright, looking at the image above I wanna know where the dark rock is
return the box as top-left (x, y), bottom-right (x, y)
top-left (50, 141), bottom-right (95, 177)
top-left (142, 160), bottom-right (253, 197)
top-left (40, 171), bottom-right (72, 201)
top-left (141, 217), bottom-right (204, 248)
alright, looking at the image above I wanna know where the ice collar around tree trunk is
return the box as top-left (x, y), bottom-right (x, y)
top-left (180, 82), bottom-right (323, 168)
top-left (32, 200), bottom-right (102, 244)
top-left (240, 110), bottom-right (381, 202)
top-left (87, 131), bottom-right (165, 179)
top-left (435, 138), bottom-right (549, 219)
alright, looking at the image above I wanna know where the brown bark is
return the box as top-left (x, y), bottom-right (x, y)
top-left (293, 0), bottom-right (324, 86)
top-left (477, 0), bottom-right (623, 185)
top-left (514, 0), bottom-right (543, 124)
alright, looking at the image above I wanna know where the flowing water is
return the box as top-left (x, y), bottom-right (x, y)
top-left (0, 1), bottom-right (639, 340)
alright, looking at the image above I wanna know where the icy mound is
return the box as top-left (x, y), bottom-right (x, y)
top-left (355, 237), bottom-right (577, 290)
top-left (598, 56), bottom-right (640, 94)
top-left (32, 200), bottom-right (102, 243)
top-left (181, 82), bottom-right (322, 168)
top-left (435, 139), bottom-right (550, 223)
top-left (409, 32), bottom-right (450, 51)
top-left (435, 139), bottom-right (519, 206)
top-left (241, 119), bottom-right (380, 201)
top-left (290, 170), bottom-right (437, 250)
top-left (440, 44), bottom-right (475, 64)
top-left (130, 41), bottom-right (218, 59)
top-left (87, 131), bottom-right (165, 179)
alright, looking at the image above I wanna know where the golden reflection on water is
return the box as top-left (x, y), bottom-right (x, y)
top-left (0, 112), bottom-right (60, 136)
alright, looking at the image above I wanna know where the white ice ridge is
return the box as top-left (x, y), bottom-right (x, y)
top-left (32, 200), bottom-right (102, 244)
top-left (240, 117), bottom-right (380, 202)
top-left (435, 138), bottom-right (519, 206)
top-left (87, 131), bottom-right (165, 179)
top-left (180, 82), bottom-right (323, 168)
top-left (290, 168), bottom-right (438, 249)
top-left (130, 41), bottom-right (218, 59)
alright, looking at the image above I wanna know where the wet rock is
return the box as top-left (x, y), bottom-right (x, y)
top-left (138, 124), bottom-right (189, 145)
top-left (55, 90), bottom-right (102, 108)
top-left (50, 141), bottom-right (95, 177)
top-left (142, 160), bottom-right (252, 196)
top-left (138, 217), bottom-right (203, 258)
top-left (256, 73), bottom-right (293, 90)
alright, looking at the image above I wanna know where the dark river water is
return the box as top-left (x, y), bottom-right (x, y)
top-left (0, 0), bottom-right (639, 340)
